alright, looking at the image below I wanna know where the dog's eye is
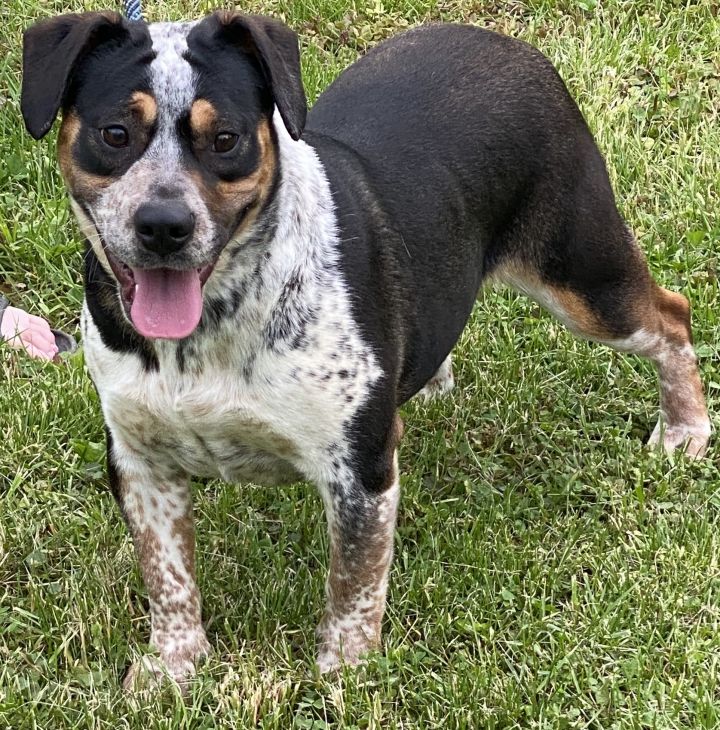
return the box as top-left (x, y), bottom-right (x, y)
top-left (101, 126), bottom-right (129, 148)
top-left (213, 132), bottom-right (239, 153)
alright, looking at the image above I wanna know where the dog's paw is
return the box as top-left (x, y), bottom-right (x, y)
top-left (123, 655), bottom-right (182, 693)
top-left (315, 620), bottom-right (380, 674)
top-left (418, 355), bottom-right (454, 401)
top-left (648, 418), bottom-right (711, 459)
top-left (123, 634), bottom-right (211, 694)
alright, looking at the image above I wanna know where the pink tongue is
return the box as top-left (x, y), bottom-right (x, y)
top-left (130, 268), bottom-right (203, 339)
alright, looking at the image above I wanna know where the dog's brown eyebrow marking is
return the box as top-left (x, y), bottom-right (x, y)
top-left (129, 91), bottom-right (158, 127)
top-left (189, 98), bottom-right (218, 138)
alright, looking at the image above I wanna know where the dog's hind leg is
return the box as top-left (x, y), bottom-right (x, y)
top-left (107, 432), bottom-right (210, 691)
top-left (418, 353), bottom-right (455, 401)
top-left (494, 246), bottom-right (710, 457)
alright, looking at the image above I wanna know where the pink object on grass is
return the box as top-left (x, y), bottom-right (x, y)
top-left (0, 299), bottom-right (59, 361)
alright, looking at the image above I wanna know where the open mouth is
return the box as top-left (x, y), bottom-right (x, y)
top-left (105, 248), bottom-right (216, 340)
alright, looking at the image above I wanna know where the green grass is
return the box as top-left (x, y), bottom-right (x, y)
top-left (1, 0), bottom-right (719, 727)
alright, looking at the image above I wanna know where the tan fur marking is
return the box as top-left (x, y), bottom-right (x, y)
top-left (551, 288), bottom-right (613, 339)
top-left (494, 262), bottom-right (617, 339)
top-left (192, 118), bottom-right (277, 239)
top-left (497, 262), bottom-right (698, 348)
top-left (232, 118), bottom-right (278, 234)
top-left (654, 286), bottom-right (692, 346)
top-left (57, 112), bottom-right (80, 183)
top-left (129, 91), bottom-right (158, 127)
top-left (189, 98), bottom-right (217, 139)
top-left (219, 118), bottom-right (276, 204)
top-left (58, 112), bottom-right (113, 200)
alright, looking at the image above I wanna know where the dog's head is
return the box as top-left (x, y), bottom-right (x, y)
top-left (21, 11), bottom-right (306, 339)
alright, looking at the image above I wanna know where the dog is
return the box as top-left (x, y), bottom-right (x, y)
top-left (21, 10), bottom-right (710, 689)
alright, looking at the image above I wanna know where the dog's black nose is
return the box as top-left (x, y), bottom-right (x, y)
top-left (134, 201), bottom-right (195, 256)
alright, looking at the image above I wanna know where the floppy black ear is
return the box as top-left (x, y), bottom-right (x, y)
top-left (213, 12), bottom-right (307, 141)
top-left (21, 12), bottom-right (126, 140)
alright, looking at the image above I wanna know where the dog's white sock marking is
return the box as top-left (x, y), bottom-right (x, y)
top-left (316, 453), bottom-right (400, 673)
top-left (608, 329), bottom-right (710, 458)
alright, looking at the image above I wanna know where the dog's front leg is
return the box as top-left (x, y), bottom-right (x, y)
top-left (316, 451), bottom-right (400, 672)
top-left (107, 432), bottom-right (210, 690)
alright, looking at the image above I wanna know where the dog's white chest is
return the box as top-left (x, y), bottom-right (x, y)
top-left (84, 310), bottom-right (381, 487)
top-left (100, 365), bottom-right (306, 484)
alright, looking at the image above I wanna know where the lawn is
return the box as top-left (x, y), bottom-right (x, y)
top-left (1, 0), bottom-right (719, 727)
